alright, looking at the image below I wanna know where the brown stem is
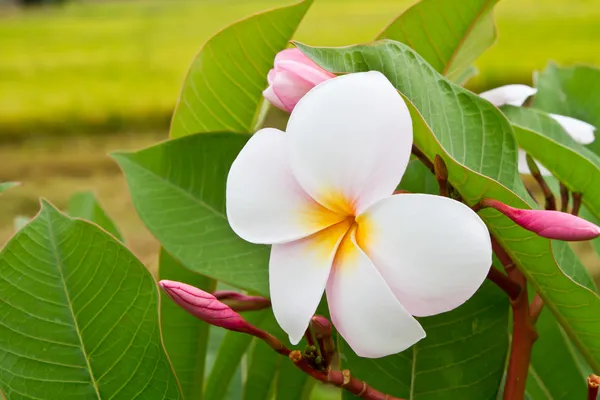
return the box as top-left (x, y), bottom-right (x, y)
top-left (289, 351), bottom-right (405, 400)
top-left (572, 193), bottom-right (582, 216)
top-left (526, 154), bottom-right (556, 210)
top-left (487, 266), bottom-right (521, 300)
top-left (251, 322), bottom-right (401, 399)
top-left (434, 155), bottom-right (449, 197)
top-left (588, 374), bottom-right (599, 400)
top-left (491, 236), bottom-right (538, 400)
top-left (412, 145), bottom-right (434, 173)
top-left (559, 183), bottom-right (569, 212)
top-left (529, 295), bottom-right (544, 324)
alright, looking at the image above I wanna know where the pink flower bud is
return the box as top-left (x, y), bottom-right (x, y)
top-left (263, 48), bottom-right (335, 112)
top-left (213, 290), bottom-right (271, 311)
top-left (482, 198), bottom-right (600, 241)
top-left (160, 280), bottom-right (258, 333)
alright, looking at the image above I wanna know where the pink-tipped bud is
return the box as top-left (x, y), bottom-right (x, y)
top-left (263, 48), bottom-right (335, 112)
top-left (213, 291), bottom-right (271, 312)
top-left (160, 280), bottom-right (258, 334)
top-left (482, 198), bottom-right (600, 241)
top-left (310, 315), bottom-right (332, 338)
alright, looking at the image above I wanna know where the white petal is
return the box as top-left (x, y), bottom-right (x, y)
top-left (270, 220), bottom-right (352, 344)
top-left (357, 194), bottom-right (492, 317)
top-left (287, 72), bottom-right (412, 215)
top-left (479, 84), bottom-right (537, 107)
top-left (549, 113), bottom-right (596, 145)
top-left (227, 128), bottom-right (345, 244)
top-left (518, 149), bottom-right (552, 176)
top-left (326, 227), bottom-right (426, 358)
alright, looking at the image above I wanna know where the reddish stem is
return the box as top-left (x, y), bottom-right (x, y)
top-left (588, 374), bottom-right (599, 400)
top-left (412, 145), bottom-right (434, 173)
top-left (572, 193), bottom-right (582, 216)
top-left (529, 295), bottom-right (544, 324)
top-left (559, 183), bottom-right (569, 213)
top-left (491, 237), bottom-right (538, 400)
top-left (289, 351), bottom-right (405, 400)
top-left (487, 267), bottom-right (521, 300)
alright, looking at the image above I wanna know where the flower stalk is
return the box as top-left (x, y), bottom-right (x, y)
top-left (289, 351), bottom-right (405, 400)
top-left (491, 237), bottom-right (538, 400)
top-left (434, 155), bottom-right (449, 197)
top-left (559, 183), bottom-right (569, 213)
top-left (311, 316), bottom-right (336, 369)
top-left (572, 192), bottom-right (583, 216)
top-left (588, 374), bottom-right (600, 400)
top-left (526, 154), bottom-right (556, 210)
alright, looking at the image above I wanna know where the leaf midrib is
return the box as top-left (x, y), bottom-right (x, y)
top-left (45, 211), bottom-right (102, 399)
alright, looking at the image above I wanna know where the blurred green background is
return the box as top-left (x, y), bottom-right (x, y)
top-left (1, 0), bottom-right (599, 271)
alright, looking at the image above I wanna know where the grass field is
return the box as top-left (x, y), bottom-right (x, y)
top-left (1, 0), bottom-right (600, 137)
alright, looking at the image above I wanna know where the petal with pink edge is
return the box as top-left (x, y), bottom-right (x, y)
top-left (226, 128), bottom-right (345, 244)
top-left (326, 227), bottom-right (425, 358)
top-left (357, 194), bottom-right (492, 317)
top-left (287, 72), bottom-right (413, 215)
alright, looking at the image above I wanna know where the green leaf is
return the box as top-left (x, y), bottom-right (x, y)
top-left (112, 133), bottom-right (270, 295)
top-left (0, 182), bottom-right (19, 194)
top-left (0, 201), bottom-right (181, 399)
top-left (580, 206), bottom-right (600, 259)
top-left (297, 39), bottom-right (600, 371)
top-left (533, 64), bottom-right (600, 155)
top-left (170, 0), bottom-right (313, 138)
top-left (204, 311), bottom-right (268, 400)
top-left (339, 281), bottom-right (508, 399)
top-left (243, 340), bottom-right (280, 400)
top-left (159, 249), bottom-right (216, 400)
top-left (276, 359), bottom-right (311, 400)
top-left (398, 159), bottom-right (439, 195)
top-left (67, 191), bottom-right (123, 241)
top-left (378, 0), bottom-right (498, 82)
top-left (501, 106), bottom-right (600, 220)
top-left (527, 307), bottom-right (590, 399)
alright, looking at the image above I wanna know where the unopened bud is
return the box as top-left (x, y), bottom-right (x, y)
top-left (481, 198), bottom-right (600, 241)
top-left (433, 155), bottom-right (448, 182)
top-left (310, 315), bottom-right (332, 338)
top-left (212, 290), bottom-right (271, 312)
top-left (160, 280), bottom-right (260, 334)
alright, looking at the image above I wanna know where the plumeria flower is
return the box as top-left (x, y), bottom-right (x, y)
top-left (227, 72), bottom-right (492, 358)
top-left (479, 84), bottom-right (597, 175)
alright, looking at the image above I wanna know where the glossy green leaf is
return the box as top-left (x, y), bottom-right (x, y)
top-left (67, 191), bottom-right (123, 241)
top-left (378, 0), bottom-right (498, 82)
top-left (0, 201), bottom-right (181, 399)
top-left (170, 0), bottom-right (312, 138)
top-left (159, 249), bottom-right (215, 400)
top-left (204, 311), bottom-right (268, 400)
top-left (243, 315), bottom-right (284, 400)
top-left (243, 339), bottom-right (280, 400)
top-left (580, 206), bottom-right (600, 259)
top-left (276, 359), bottom-right (311, 400)
top-left (502, 106), bottom-right (600, 220)
top-left (113, 133), bottom-right (270, 295)
top-left (297, 39), bottom-right (600, 371)
top-left (0, 182), bottom-right (19, 194)
top-left (533, 64), bottom-right (600, 155)
top-left (339, 281), bottom-right (508, 399)
top-left (398, 159), bottom-right (439, 195)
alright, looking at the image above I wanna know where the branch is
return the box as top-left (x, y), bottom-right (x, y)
top-left (411, 145), bottom-right (434, 173)
top-left (487, 266), bottom-right (521, 300)
top-left (289, 351), bottom-right (405, 400)
top-left (491, 237), bottom-right (538, 400)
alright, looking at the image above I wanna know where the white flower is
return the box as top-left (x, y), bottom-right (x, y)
top-left (226, 72), bottom-right (492, 358)
top-left (480, 84), bottom-right (596, 175)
